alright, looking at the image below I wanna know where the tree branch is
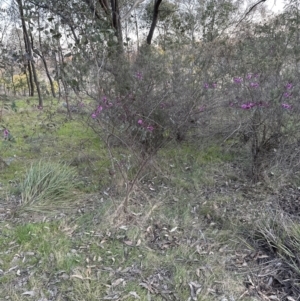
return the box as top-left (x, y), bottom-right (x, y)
top-left (237, 0), bottom-right (267, 26)
top-left (82, 0), bottom-right (102, 19)
top-left (122, 0), bottom-right (145, 21)
top-left (98, 0), bottom-right (109, 15)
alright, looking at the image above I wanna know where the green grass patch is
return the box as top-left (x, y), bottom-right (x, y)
top-left (19, 160), bottom-right (78, 212)
top-left (154, 143), bottom-right (233, 191)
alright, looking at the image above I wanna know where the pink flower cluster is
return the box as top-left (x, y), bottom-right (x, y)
top-left (233, 77), bottom-right (243, 84)
top-left (3, 128), bottom-right (9, 139)
top-left (285, 83), bottom-right (293, 90)
top-left (282, 103), bottom-right (292, 109)
top-left (235, 101), bottom-right (269, 110)
top-left (238, 101), bottom-right (292, 110)
top-left (137, 119), bottom-right (154, 132)
top-left (136, 71), bottom-right (143, 80)
top-left (91, 105), bottom-right (103, 119)
top-left (241, 102), bottom-right (257, 109)
top-left (234, 73), bottom-right (259, 85)
top-left (283, 83), bottom-right (293, 98)
top-left (232, 76), bottom-right (293, 111)
top-left (91, 96), bottom-right (114, 119)
top-left (250, 82), bottom-right (259, 88)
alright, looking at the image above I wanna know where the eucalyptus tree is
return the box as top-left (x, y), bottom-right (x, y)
top-left (14, 0), bottom-right (42, 105)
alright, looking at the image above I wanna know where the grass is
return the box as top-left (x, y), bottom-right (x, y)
top-left (19, 160), bottom-right (78, 213)
top-left (1, 96), bottom-right (299, 300)
top-left (251, 210), bottom-right (300, 274)
top-left (0, 201), bottom-right (248, 301)
top-left (0, 98), bottom-right (111, 195)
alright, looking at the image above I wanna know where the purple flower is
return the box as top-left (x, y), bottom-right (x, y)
top-left (96, 106), bottom-right (103, 113)
top-left (37, 105), bottom-right (43, 110)
top-left (246, 73), bottom-right (252, 80)
top-left (147, 125), bottom-right (154, 132)
top-left (233, 77), bottom-right (243, 84)
top-left (282, 103), bottom-right (292, 109)
top-left (204, 83), bottom-right (209, 89)
top-left (91, 113), bottom-right (97, 119)
top-left (3, 128), bottom-right (9, 139)
top-left (136, 72), bottom-right (143, 80)
top-left (241, 102), bottom-right (256, 110)
top-left (138, 119), bottom-right (143, 125)
top-left (102, 96), bottom-right (107, 102)
top-left (212, 82), bottom-right (217, 88)
top-left (250, 82), bottom-right (259, 88)
top-left (241, 104), bottom-right (250, 109)
top-left (283, 92), bottom-right (292, 98)
top-left (285, 83), bottom-right (293, 90)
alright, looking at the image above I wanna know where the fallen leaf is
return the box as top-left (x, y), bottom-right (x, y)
top-left (112, 278), bottom-right (124, 287)
top-left (103, 294), bottom-right (119, 300)
top-left (268, 296), bottom-right (279, 301)
top-left (188, 281), bottom-right (202, 301)
top-left (170, 227), bottom-right (178, 233)
top-left (22, 291), bottom-right (35, 297)
top-left (71, 274), bottom-right (84, 280)
top-left (71, 274), bottom-right (91, 280)
top-left (124, 240), bottom-right (133, 246)
top-left (129, 291), bottom-right (140, 299)
top-left (85, 267), bottom-right (91, 277)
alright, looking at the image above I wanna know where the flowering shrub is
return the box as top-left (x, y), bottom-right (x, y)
top-left (221, 72), bottom-right (298, 180)
top-left (81, 13), bottom-right (300, 186)
top-left (87, 46), bottom-right (201, 155)
top-left (196, 62), bottom-right (299, 182)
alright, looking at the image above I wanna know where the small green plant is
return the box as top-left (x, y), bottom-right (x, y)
top-left (19, 160), bottom-right (78, 212)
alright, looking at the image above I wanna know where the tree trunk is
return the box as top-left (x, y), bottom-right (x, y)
top-left (57, 41), bottom-right (72, 118)
top-left (146, 0), bottom-right (162, 45)
top-left (37, 15), bottom-right (56, 98)
top-left (16, 0), bottom-right (43, 106)
top-left (28, 32), bottom-right (43, 106)
top-left (27, 61), bottom-right (34, 96)
top-left (15, 20), bottom-right (34, 96)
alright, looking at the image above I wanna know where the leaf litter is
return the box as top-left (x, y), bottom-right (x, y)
top-left (1, 162), bottom-right (300, 300)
